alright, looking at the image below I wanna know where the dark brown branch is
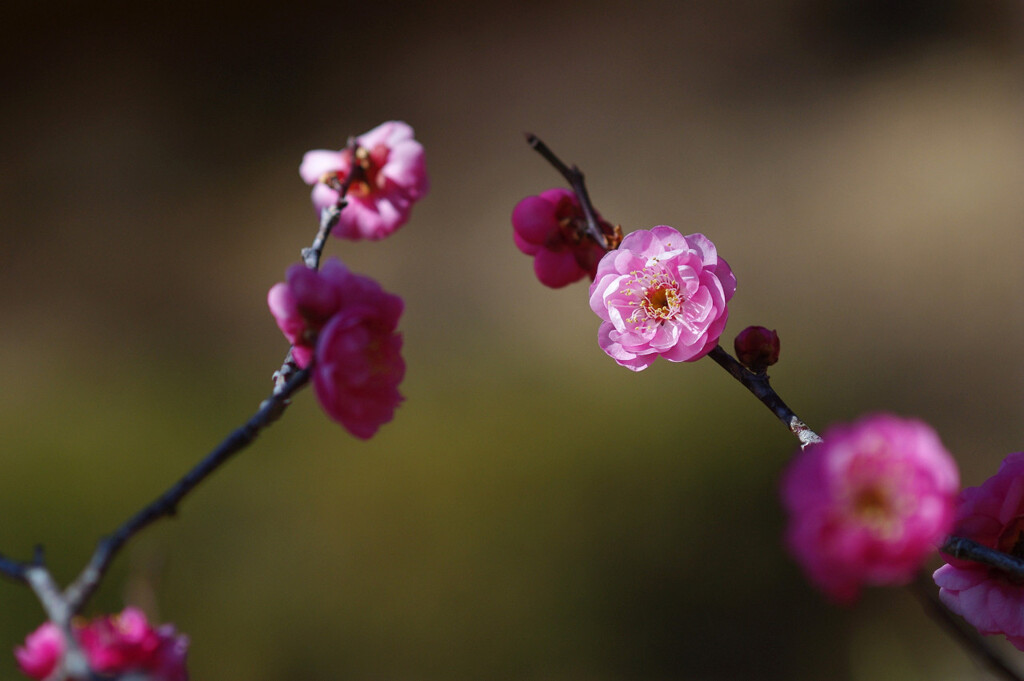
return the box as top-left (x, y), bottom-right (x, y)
top-left (62, 367), bottom-right (310, 613)
top-left (706, 345), bottom-right (822, 448)
top-left (525, 133), bottom-right (611, 250)
top-left (0, 554), bottom-right (28, 583)
top-left (941, 536), bottom-right (1024, 579)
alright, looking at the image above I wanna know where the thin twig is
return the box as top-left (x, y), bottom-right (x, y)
top-left (0, 553), bottom-right (27, 583)
top-left (911, 572), bottom-right (1023, 681)
top-left (706, 345), bottom-right (822, 448)
top-left (525, 133), bottom-right (610, 249)
top-left (63, 368), bottom-right (310, 613)
top-left (302, 137), bottom-right (362, 270)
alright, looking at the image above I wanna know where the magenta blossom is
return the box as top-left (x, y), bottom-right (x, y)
top-left (14, 622), bottom-right (62, 680)
top-left (588, 226), bottom-right (735, 370)
top-left (512, 188), bottom-right (608, 288)
top-left (268, 259), bottom-right (405, 439)
top-left (300, 121), bottom-right (429, 240)
top-left (15, 608), bottom-right (188, 681)
top-left (934, 452), bottom-right (1024, 650)
top-left (782, 414), bottom-right (959, 603)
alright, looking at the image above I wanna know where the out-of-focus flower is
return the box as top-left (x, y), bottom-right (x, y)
top-left (14, 622), bottom-right (62, 680)
top-left (268, 259), bottom-right (405, 439)
top-left (588, 226), bottom-right (735, 370)
top-left (300, 121), bottom-right (429, 240)
top-left (934, 452), bottom-right (1024, 650)
top-left (782, 414), bottom-right (959, 603)
top-left (16, 608), bottom-right (189, 681)
top-left (511, 188), bottom-right (608, 288)
top-left (734, 326), bottom-right (780, 373)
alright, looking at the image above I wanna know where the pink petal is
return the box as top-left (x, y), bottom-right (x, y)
top-left (512, 195), bottom-right (559, 245)
top-left (299, 150), bottom-right (346, 184)
top-left (534, 248), bottom-right (585, 288)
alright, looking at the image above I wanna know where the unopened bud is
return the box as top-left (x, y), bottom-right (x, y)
top-left (734, 326), bottom-right (780, 373)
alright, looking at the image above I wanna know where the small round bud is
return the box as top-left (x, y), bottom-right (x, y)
top-left (734, 326), bottom-right (780, 373)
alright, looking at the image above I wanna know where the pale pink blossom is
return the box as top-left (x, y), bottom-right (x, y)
top-left (15, 608), bottom-right (188, 681)
top-left (300, 121), bottom-right (429, 240)
top-left (782, 414), bottom-right (959, 603)
top-left (268, 259), bottom-right (405, 438)
top-left (511, 188), bottom-right (608, 288)
top-left (934, 452), bottom-right (1024, 650)
top-left (588, 227), bottom-right (735, 370)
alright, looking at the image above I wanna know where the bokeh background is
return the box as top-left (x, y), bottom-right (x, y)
top-left (2, 1), bottom-right (1023, 679)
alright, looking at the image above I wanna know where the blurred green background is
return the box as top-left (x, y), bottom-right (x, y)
top-left (2, 1), bottom-right (1023, 679)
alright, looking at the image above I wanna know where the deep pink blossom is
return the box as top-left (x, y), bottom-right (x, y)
top-left (14, 622), bottom-right (62, 680)
top-left (300, 121), bottom-right (429, 240)
top-left (268, 263), bottom-right (342, 368)
top-left (782, 414), bottom-right (959, 603)
top-left (15, 608), bottom-right (188, 681)
top-left (934, 452), bottom-right (1024, 650)
top-left (313, 298), bottom-right (405, 439)
top-left (268, 259), bottom-right (405, 439)
top-left (588, 227), bottom-right (736, 370)
top-left (511, 188), bottom-right (608, 288)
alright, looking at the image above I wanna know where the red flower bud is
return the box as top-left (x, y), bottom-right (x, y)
top-left (734, 326), bottom-right (780, 373)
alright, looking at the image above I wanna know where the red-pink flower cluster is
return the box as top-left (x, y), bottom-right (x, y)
top-left (782, 414), bottom-right (959, 603)
top-left (511, 188), bottom-right (608, 288)
top-left (268, 259), bottom-right (405, 439)
top-left (15, 608), bottom-right (188, 681)
top-left (588, 227), bottom-right (735, 370)
top-left (300, 121), bottom-right (429, 241)
top-left (934, 452), bottom-right (1024, 649)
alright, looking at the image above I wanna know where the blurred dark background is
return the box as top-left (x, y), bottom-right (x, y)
top-left (1, 1), bottom-right (1022, 679)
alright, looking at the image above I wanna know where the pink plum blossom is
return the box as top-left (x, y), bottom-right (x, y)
top-left (934, 452), bottom-right (1024, 650)
top-left (588, 226), bottom-right (736, 370)
top-left (782, 414), bottom-right (959, 603)
top-left (268, 263), bottom-right (342, 368)
top-left (268, 259), bottom-right (405, 439)
top-left (511, 188), bottom-right (608, 288)
top-left (313, 296), bottom-right (405, 439)
top-left (15, 608), bottom-right (188, 681)
top-left (300, 121), bottom-right (429, 240)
